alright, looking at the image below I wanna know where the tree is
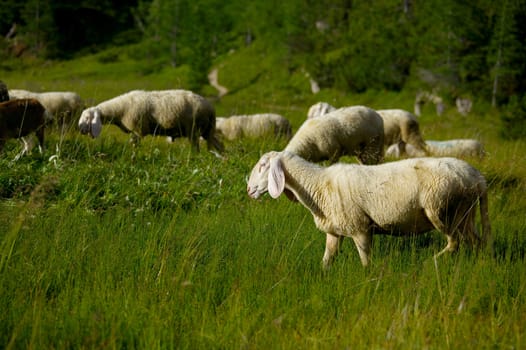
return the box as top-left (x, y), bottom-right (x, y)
top-left (18, 0), bottom-right (57, 57)
top-left (489, 0), bottom-right (526, 106)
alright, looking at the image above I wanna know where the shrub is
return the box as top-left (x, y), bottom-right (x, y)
top-left (501, 94), bottom-right (526, 139)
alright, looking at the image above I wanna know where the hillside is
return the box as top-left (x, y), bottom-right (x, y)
top-left (1, 24), bottom-right (526, 349)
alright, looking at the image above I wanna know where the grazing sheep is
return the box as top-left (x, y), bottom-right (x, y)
top-left (376, 109), bottom-right (428, 155)
top-left (456, 97), bottom-right (473, 116)
top-left (247, 151), bottom-right (491, 268)
top-left (285, 105), bottom-right (384, 164)
top-left (0, 81), bottom-right (9, 102)
top-left (78, 89), bottom-right (224, 153)
top-left (386, 139), bottom-right (486, 160)
top-left (0, 98), bottom-right (51, 160)
top-left (215, 113), bottom-right (292, 140)
top-left (307, 102), bottom-right (427, 156)
top-left (414, 91), bottom-right (445, 117)
top-left (9, 89), bottom-right (84, 127)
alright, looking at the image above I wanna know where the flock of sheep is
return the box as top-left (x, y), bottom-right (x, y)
top-left (0, 82), bottom-right (491, 268)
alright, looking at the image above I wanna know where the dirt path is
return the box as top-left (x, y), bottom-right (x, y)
top-left (208, 68), bottom-right (228, 98)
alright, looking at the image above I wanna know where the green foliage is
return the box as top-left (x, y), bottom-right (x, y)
top-left (2, 0), bottom-right (526, 103)
top-left (500, 94), bottom-right (526, 139)
top-left (487, 0), bottom-right (526, 105)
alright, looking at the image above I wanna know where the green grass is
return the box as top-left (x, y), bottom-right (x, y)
top-left (1, 48), bottom-right (525, 348)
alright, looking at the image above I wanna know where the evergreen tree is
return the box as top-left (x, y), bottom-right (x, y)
top-left (20, 0), bottom-right (57, 57)
top-left (489, 0), bottom-right (526, 106)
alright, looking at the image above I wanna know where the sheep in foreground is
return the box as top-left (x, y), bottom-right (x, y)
top-left (9, 89), bottom-right (83, 127)
top-left (247, 151), bottom-right (491, 268)
top-left (386, 139), bottom-right (486, 160)
top-left (78, 89), bottom-right (224, 153)
top-left (307, 102), bottom-right (427, 156)
top-left (216, 113), bottom-right (292, 140)
top-left (285, 105), bottom-right (384, 164)
top-left (0, 98), bottom-right (52, 160)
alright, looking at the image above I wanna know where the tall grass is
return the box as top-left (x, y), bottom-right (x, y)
top-left (1, 53), bottom-right (525, 348)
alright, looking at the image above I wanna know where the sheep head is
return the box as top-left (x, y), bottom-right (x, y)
top-left (78, 107), bottom-right (102, 138)
top-left (247, 151), bottom-right (297, 201)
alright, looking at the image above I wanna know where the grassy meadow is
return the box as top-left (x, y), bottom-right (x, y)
top-left (1, 46), bottom-right (526, 349)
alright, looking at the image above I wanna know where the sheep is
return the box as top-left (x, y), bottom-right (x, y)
top-left (0, 98), bottom-right (52, 160)
top-left (285, 105), bottom-right (384, 164)
top-left (456, 97), bottom-right (473, 116)
top-left (9, 89), bottom-right (84, 127)
top-left (376, 109), bottom-right (428, 155)
top-left (215, 113), bottom-right (292, 141)
top-left (307, 102), bottom-right (428, 156)
top-left (414, 91), bottom-right (445, 117)
top-left (247, 151), bottom-right (492, 268)
top-left (386, 139), bottom-right (486, 160)
top-left (0, 81), bottom-right (9, 102)
top-left (78, 89), bottom-right (224, 153)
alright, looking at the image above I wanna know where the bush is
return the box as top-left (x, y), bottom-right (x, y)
top-left (501, 94), bottom-right (526, 139)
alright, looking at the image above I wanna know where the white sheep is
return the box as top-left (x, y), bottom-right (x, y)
top-left (307, 102), bottom-right (428, 156)
top-left (0, 98), bottom-right (52, 160)
top-left (247, 151), bottom-right (491, 268)
top-left (285, 105), bottom-right (384, 164)
top-left (456, 97), bottom-right (473, 116)
top-left (414, 91), bottom-right (445, 116)
top-left (9, 89), bottom-right (84, 127)
top-left (215, 113), bottom-right (292, 140)
top-left (377, 108), bottom-right (428, 155)
top-left (78, 89), bottom-right (224, 153)
top-left (386, 139), bottom-right (486, 160)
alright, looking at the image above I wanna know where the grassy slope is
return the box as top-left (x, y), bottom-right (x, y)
top-left (1, 42), bottom-right (525, 349)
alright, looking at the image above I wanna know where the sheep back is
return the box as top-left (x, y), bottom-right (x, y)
top-left (285, 105), bottom-right (384, 164)
top-left (387, 139), bottom-right (485, 159)
top-left (426, 139), bottom-right (485, 159)
top-left (216, 113), bottom-right (292, 140)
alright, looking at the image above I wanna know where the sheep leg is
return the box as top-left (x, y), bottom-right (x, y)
top-left (425, 209), bottom-right (459, 258)
top-left (206, 134), bottom-right (224, 153)
top-left (351, 232), bottom-right (372, 267)
top-left (460, 207), bottom-right (482, 248)
top-left (129, 133), bottom-right (141, 146)
top-left (397, 141), bottom-right (407, 156)
top-left (14, 137), bottom-right (34, 161)
top-left (359, 138), bottom-right (383, 165)
top-left (322, 233), bottom-right (344, 269)
top-left (35, 127), bottom-right (45, 153)
top-left (434, 235), bottom-right (459, 258)
top-left (189, 133), bottom-right (200, 152)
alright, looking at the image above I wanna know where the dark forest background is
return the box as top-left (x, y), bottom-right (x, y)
top-left (1, 0), bottom-right (526, 137)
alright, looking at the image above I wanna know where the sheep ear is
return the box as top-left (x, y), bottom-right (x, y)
top-left (268, 156), bottom-right (285, 198)
top-left (90, 109), bottom-right (102, 138)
